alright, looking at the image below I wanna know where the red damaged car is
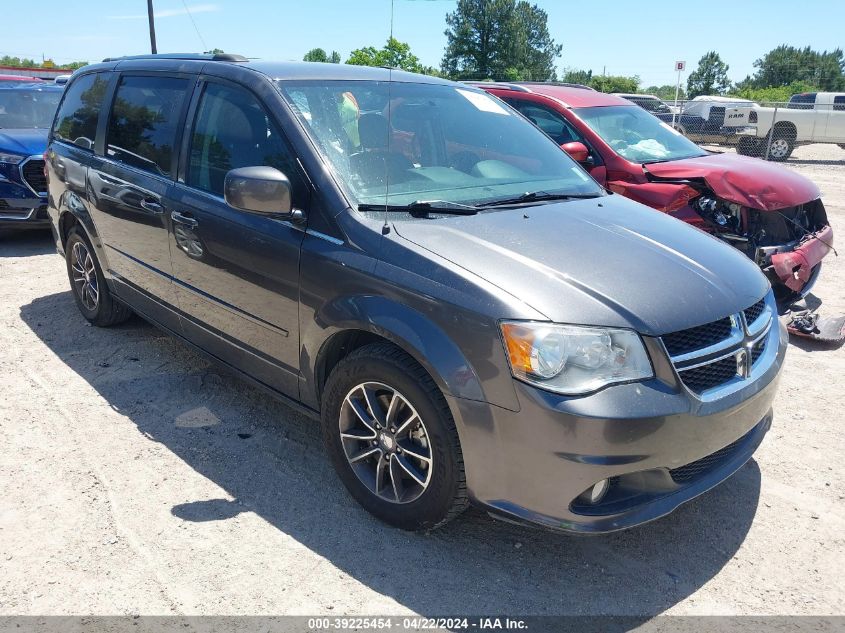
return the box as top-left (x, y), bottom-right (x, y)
top-left (476, 83), bottom-right (833, 308)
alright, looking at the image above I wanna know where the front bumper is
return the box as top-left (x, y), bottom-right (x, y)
top-left (449, 318), bottom-right (787, 534)
top-left (768, 224), bottom-right (833, 294)
top-left (0, 181), bottom-right (49, 230)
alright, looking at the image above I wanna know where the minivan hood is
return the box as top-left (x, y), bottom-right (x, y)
top-left (644, 153), bottom-right (819, 211)
top-left (0, 128), bottom-right (48, 157)
top-left (392, 195), bottom-right (769, 336)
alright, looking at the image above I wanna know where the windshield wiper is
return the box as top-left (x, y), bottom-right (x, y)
top-left (358, 200), bottom-right (479, 216)
top-left (477, 191), bottom-right (604, 208)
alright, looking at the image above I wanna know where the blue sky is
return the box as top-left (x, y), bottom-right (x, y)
top-left (3, 0), bottom-right (842, 87)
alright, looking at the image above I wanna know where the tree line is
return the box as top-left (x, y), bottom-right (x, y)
top-left (0, 55), bottom-right (88, 71)
top-left (303, 0), bottom-right (844, 104)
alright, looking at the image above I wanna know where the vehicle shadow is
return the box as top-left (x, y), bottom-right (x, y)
top-left (0, 230), bottom-right (55, 257)
top-left (20, 291), bottom-right (763, 618)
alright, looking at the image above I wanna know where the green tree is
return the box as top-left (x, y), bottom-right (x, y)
top-left (687, 51), bottom-right (731, 98)
top-left (560, 68), bottom-right (639, 93)
top-left (0, 55), bottom-right (87, 70)
top-left (589, 74), bottom-right (640, 93)
top-left (441, 0), bottom-right (561, 81)
top-left (645, 84), bottom-right (686, 100)
top-left (747, 45), bottom-right (844, 91)
top-left (561, 68), bottom-right (592, 85)
top-left (730, 80), bottom-right (817, 103)
top-left (347, 37), bottom-right (424, 73)
top-left (303, 48), bottom-right (341, 64)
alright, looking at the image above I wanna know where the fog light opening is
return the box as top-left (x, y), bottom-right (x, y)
top-left (579, 479), bottom-right (610, 505)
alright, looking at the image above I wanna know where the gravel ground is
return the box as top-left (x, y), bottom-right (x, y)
top-left (0, 145), bottom-right (843, 617)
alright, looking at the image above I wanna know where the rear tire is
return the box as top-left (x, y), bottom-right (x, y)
top-left (737, 136), bottom-right (763, 157)
top-left (65, 227), bottom-right (132, 327)
top-left (321, 342), bottom-right (468, 531)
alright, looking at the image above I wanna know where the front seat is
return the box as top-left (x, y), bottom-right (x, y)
top-left (348, 112), bottom-right (414, 187)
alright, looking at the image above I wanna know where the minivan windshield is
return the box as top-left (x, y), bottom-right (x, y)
top-left (576, 105), bottom-right (707, 163)
top-left (0, 87), bottom-right (62, 129)
top-left (277, 80), bottom-right (603, 208)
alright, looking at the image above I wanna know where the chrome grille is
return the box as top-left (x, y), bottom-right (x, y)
top-left (678, 356), bottom-right (738, 392)
top-left (743, 299), bottom-right (766, 326)
top-left (664, 295), bottom-right (774, 398)
top-left (662, 318), bottom-right (733, 356)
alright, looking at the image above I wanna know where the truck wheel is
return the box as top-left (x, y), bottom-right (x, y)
top-left (65, 227), bottom-right (133, 327)
top-left (737, 136), bottom-right (762, 157)
top-left (321, 342), bottom-right (469, 531)
top-left (765, 134), bottom-right (794, 161)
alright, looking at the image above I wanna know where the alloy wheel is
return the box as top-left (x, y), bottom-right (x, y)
top-left (339, 382), bottom-right (433, 504)
top-left (70, 241), bottom-right (99, 311)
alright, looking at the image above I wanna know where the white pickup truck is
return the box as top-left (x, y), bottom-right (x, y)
top-left (727, 92), bottom-right (845, 161)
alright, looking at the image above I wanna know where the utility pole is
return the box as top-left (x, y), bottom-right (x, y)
top-left (147, 0), bottom-right (158, 54)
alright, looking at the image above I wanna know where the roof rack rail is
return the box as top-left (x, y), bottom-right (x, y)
top-left (516, 81), bottom-right (595, 91)
top-left (102, 52), bottom-right (248, 63)
top-left (461, 81), bottom-right (532, 93)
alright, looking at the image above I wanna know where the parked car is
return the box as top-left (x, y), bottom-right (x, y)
top-left (0, 74), bottom-right (44, 84)
top-left (47, 55), bottom-right (786, 533)
top-left (0, 82), bottom-right (64, 233)
top-left (476, 83), bottom-right (832, 306)
top-left (613, 93), bottom-right (678, 115)
top-left (727, 92), bottom-right (845, 160)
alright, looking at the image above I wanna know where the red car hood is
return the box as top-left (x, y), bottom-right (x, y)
top-left (644, 153), bottom-right (820, 211)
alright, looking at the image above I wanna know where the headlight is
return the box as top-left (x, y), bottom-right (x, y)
top-left (500, 321), bottom-right (653, 395)
top-left (0, 152), bottom-right (25, 165)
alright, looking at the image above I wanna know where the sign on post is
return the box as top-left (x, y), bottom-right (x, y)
top-left (673, 61), bottom-right (686, 128)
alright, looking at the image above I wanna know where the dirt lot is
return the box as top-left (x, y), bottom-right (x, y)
top-left (0, 145), bottom-right (843, 618)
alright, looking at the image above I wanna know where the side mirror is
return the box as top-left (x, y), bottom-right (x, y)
top-left (224, 166), bottom-right (303, 220)
top-left (560, 141), bottom-right (591, 164)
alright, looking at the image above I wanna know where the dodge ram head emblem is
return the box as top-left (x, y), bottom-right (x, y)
top-left (736, 349), bottom-right (751, 379)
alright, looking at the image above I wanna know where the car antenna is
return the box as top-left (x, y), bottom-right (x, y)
top-left (382, 0), bottom-right (395, 236)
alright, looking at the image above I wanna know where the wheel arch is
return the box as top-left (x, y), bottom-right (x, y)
top-left (772, 120), bottom-right (798, 141)
top-left (56, 191), bottom-right (110, 274)
top-left (304, 296), bottom-right (491, 412)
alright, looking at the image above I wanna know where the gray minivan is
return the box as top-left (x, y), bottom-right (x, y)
top-left (46, 54), bottom-right (786, 533)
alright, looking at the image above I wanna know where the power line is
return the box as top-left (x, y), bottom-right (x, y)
top-left (180, 0), bottom-right (208, 52)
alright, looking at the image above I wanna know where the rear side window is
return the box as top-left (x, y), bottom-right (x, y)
top-left (788, 93), bottom-right (816, 109)
top-left (53, 73), bottom-right (109, 149)
top-left (106, 75), bottom-right (189, 177)
top-left (834, 96), bottom-right (845, 112)
top-left (187, 82), bottom-right (300, 198)
top-left (505, 99), bottom-right (582, 145)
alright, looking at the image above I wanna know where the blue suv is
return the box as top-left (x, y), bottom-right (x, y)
top-left (0, 82), bottom-right (63, 233)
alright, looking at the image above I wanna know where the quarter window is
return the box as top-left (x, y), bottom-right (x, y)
top-left (187, 82), bottom-right (299, 198)
top-left (53, 73), bottom-right (109, 149)
top-left (106, 75), bottom-right (189, 177)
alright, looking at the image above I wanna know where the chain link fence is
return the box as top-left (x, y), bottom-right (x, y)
top-left (627, 93), bottom-right (845, 163)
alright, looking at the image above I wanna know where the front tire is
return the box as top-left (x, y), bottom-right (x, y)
top-left (321, 343), bottom-right (468, 531)
top-left (65, 227), bottom-right (132, 327)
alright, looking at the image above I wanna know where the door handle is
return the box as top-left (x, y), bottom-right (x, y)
top-left (171, 210), bottom-right (198, 229)
top-left (140, 198), bottom-right (164, 214)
